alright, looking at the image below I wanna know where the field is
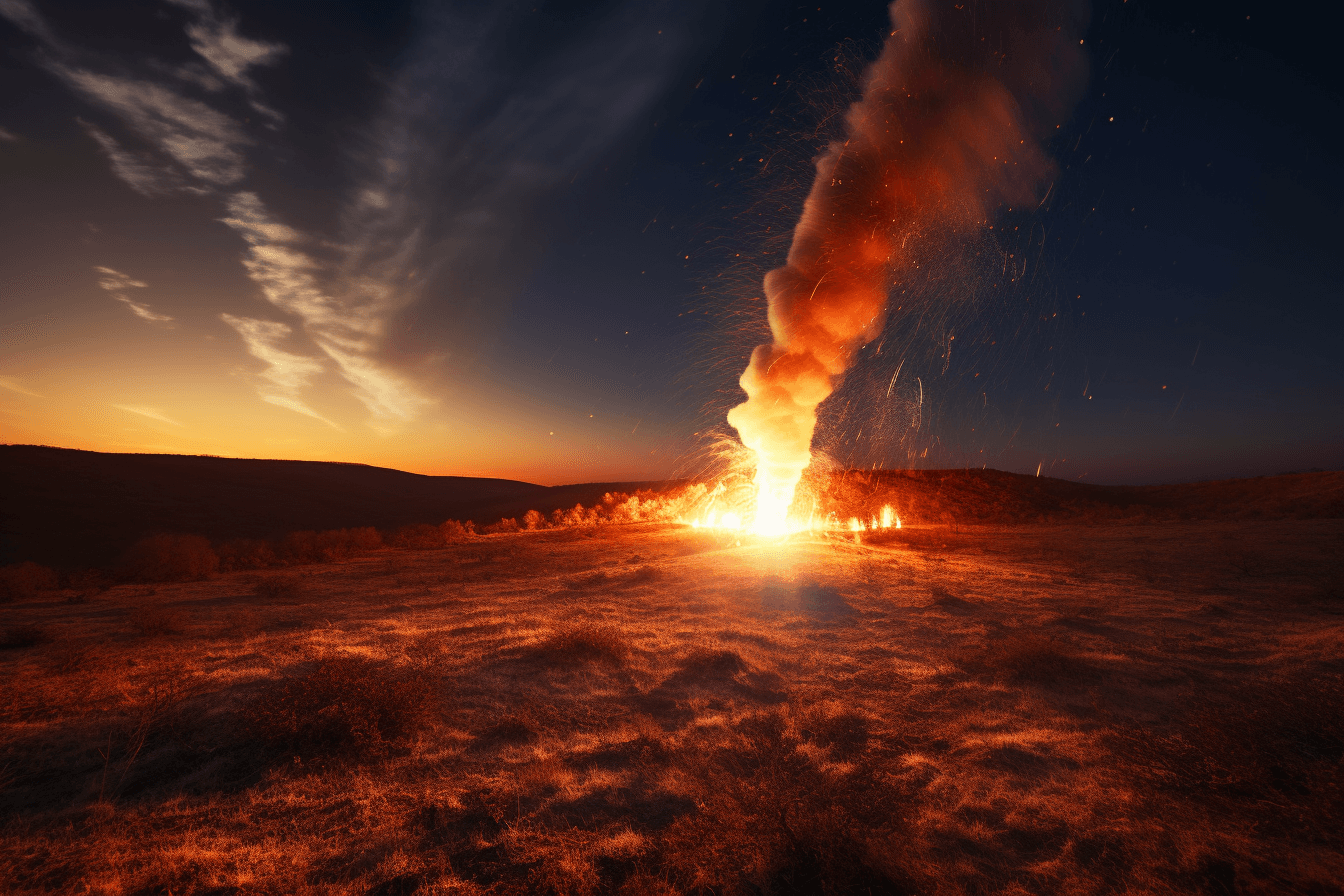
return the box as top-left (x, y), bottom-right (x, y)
top-left (2, 518), bottom-right (1343, 895)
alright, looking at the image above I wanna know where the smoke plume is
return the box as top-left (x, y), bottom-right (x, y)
top-left (727, 0), bottom-right (1089, 530)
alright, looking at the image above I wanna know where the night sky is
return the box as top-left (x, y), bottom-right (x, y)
top-left (2, 0), bottom-right (1340, 485)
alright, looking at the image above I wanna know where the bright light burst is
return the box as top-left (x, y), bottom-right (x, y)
top-left (684, 488), bottom-right (900, 539)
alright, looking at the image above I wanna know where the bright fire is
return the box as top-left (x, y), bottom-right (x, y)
top-left (684, 491), bottom-right (900, 538)
top-left (721, 1), bottom-right (1085, 539)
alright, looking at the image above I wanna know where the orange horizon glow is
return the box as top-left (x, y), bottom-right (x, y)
top-left (0, 357), bottom-right (671, 486)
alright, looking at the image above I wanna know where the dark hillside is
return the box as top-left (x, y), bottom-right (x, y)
top-left (0, 445), bottom-right (676, 569)
top-left (826, 467), bottom-right (1344, 526)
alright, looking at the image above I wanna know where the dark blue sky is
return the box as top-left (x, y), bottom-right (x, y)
top-left (1, 0), bottom-right (1340, 483)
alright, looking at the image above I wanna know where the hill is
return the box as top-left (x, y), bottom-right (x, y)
top-left (0, 445), bottom-right (677, 570)
top-left (825, 467), bottom-right (1344, 526)
top-left (3, 446), bottom-right (1340, 570)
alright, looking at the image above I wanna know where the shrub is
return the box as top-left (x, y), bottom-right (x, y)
top-left (1, 624), bottom-right (51, 649)
top-left (280, 527), bottom-right (382, 564)
top-left (482, 517), bottom-right (521, 535)
top-left (217, 538), bottom-right (277, 571)
top-left (391, 523), bottom-right (444, 550)
top-left (118, 534), bottom-right (219, 582)
top-left (0, 562), bottom-right (59, 602)
top-left (522, 509), bottom-right (548, 530)
top-left (440, 519), bottom-right (476, 541)
top-left (243, 656), bottom-right (438, 758)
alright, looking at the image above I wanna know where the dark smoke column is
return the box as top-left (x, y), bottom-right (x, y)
top-left (728, 0), bottom-right (1089, 534)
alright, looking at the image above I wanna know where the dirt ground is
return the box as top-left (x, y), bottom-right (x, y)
top-left (2, 519), bottom-right (1342, 895)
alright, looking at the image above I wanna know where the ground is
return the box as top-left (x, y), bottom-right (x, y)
top-left (2, 520), bottom-right (1342, 895)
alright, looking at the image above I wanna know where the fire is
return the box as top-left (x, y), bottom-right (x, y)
top-left (721, 0), bottom-right (1087, 532)
top-left (684, 496), bottom-right (899, 538)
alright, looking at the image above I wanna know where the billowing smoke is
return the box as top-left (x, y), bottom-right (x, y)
top-left (727, 0), bottom-right (1089, 532)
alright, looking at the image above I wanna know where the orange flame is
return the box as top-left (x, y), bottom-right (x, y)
top-left (727, 0), bottom-right (1088, 534)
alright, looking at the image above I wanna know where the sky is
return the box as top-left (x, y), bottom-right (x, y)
top-left (1, 0), bottom-right (1340, 485)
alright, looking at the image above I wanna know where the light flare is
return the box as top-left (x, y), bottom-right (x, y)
top-left (682, 490), bottom-right (899, 540)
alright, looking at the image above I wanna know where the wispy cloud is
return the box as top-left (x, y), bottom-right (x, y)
top-left (63, 67), bottom-right (249, 188)
top-left (220, 313), bottom-right (339, 428)
top-left (4, 0), bottom-right (715, 434)
top-left (94, 265), bottom-right (173, 323)
top-left (331, 0), bottom-right (711, 374)
top-left (165, 0), bottom-right (286, 120)
top-left (116, 296), bottom-right (175, 323)
top-left (80, 121), bottom-right (179, 196)
top-left (0, 126), bottom-right (16, 142)
top-left (220, 193), bottom-right (426, 421)
top-left (2, 1), bottom-right (254, 193)
top-left (0, 375), bottom-right (41, 397)
top-left (94, 265), bottom-right (147, 291)
top-left (113, 404), bottom-right (182, 426)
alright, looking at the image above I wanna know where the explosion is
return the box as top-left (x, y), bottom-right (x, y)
top-left (726, 0), bottom-right (1089, 535)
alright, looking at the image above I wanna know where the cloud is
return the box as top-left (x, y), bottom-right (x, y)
top-left (3, 0), bottom-right (254, 193)
top-left (94, 265), bottom-right (148, 291)
top-left (0, 375), bottom-right (41, 397)
top-left (94, 265), bottom-right (173, 323)
top-left (164, 0), bottom-right (287, 120)
top-left (0, 0), bottom-right (56, 45)
top-left (5, 0), bottom-right (714, 434)
top-left (220, 193), bottom-right (427, 421)
top-left (62, 67), bottom-right (249, 187)
top-left (0, 126), bottom-right (16, 141)
top-left (80, 121), bottom-right (179, 196)
top-left (331, 0), bottom-right (717, 375)
top-left (219, 313), bottom-right (339, 427)
top-left (113, 404), bottom-right (182, 426)
top-left (115, 296), bottom-right (174, 323)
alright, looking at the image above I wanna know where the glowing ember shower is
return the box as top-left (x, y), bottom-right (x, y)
top-left (727, 0), bottom-right (1089, 534)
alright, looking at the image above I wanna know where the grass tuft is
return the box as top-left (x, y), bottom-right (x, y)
top-left (243, 655), bottom-right (439, 759)
top-left (533, 623), bottom-right (631, 666)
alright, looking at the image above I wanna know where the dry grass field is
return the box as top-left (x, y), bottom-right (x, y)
top-left (2, 519), bottom-right (1342, 895)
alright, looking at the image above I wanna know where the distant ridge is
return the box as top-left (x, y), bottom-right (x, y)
top-left (826, 467), bottom-right (1344, 526)
top-left (2, 446), bottom-right (1340, 570)
top-left (0, 445), bottom-right (678, 569)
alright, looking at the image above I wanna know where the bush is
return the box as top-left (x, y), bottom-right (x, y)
top-left (482, 517), bottom-right (521, 535)
top-left (390, 523), bottom-right (444, 550)
top-left (217, 538), bottom-right (277, 571)
top-left (522, 509), bottom-right (548, 531)
top-left (440, 519), bottom-right (476, 541)
top-left (118, 534), bottom-right (219, 583)
top-left (0, 562), bottom-right (59, 602)
top-left (280, 527), bottom-right (381, 564)
top-left (243, 656), bottom-right (438, 758)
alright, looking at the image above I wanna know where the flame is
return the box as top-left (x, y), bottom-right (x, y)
top-left (723, 0), bottom-right (1087, 534)
top-left (683, 494), bottom-right (899, 539)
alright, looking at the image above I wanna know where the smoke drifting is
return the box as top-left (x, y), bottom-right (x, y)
top-left (727, 0), bottom-right (1089, 531)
